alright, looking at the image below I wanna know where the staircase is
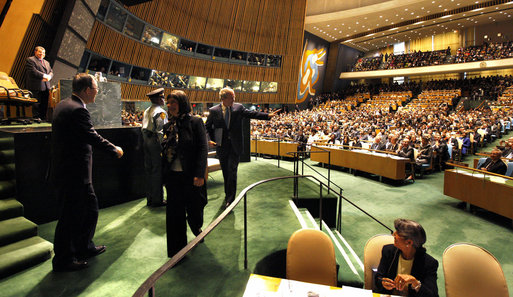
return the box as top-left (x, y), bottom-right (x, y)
top-left (0, 136), bottom-right (53, 278)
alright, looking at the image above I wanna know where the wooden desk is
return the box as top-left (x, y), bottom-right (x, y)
top-left (310, 146), bottom-right (410, 180)
top-left (443, 169), bottom-right (513, 220)
top-left (250, 139), bottom-right (299, 158)
top-left (243, 274), bottom-right (397, 297)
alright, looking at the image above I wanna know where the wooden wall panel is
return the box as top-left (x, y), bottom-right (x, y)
top-left (87, 0), bottom-right (306, 104)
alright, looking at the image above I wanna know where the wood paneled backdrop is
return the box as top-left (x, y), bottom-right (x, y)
top-left (87, 0), bottom-right (307, 104)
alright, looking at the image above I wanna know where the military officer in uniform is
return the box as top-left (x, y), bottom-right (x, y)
top-left (142, 88), bottom-right (168, 206)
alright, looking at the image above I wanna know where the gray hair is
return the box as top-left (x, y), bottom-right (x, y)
top-left (394, 218), bottom-right (426, 248)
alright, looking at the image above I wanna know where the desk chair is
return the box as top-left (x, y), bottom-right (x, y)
top-left (0, 71), bottom-right (38, 124)
top-left (476, 157), bottom-right (487, 169)
top-left (286, 228), bottom-right (337, 286)
top-left (443, 243), bottom-right (509, 297)
top-left (363, 234), bottom-right (394, 290)
top-left (505, 162), bottom-right (513, 177)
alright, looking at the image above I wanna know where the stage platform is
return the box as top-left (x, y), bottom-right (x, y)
top-left (0, 124), bottom-right (146, 224)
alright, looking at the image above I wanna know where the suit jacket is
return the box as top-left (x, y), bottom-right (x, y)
top-left (162, 115), bottom-right (207, 180)
top-left (205, 103), bottom-right (269, 155)
top-left (25, 56), bottom-right (53, 91)
top-left (478, 158), bottom-right (507, 175)
top-left (375, 244), bottom-right (439, 297)
top-left (371, 142), bottom-right (386, 151)
top-left (397, 145), bottom-right (414, 161)
top-left (385, 142), bottom-right (398, 152)
top-left (51, 95), bottom-right (118, 185)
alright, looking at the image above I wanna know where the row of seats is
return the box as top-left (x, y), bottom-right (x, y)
top-left (0, 72), bottom-right (38, 124)
top-left (287, 229), bottom-right (509, 297)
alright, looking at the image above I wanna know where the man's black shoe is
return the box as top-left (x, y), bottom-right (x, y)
top-left (53, 260), bottom-right (89, 272)
top-left (79, 245), bottom-right (106, 260)
top-left (149, 201), bottom-right (167, 207)
top-left (193, 229), bottom-right (204, 243)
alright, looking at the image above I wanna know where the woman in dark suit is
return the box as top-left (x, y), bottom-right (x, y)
top-left (375, 218), bottom-right (439, 297)
top-left (161, 90), bottom-right (208, 257)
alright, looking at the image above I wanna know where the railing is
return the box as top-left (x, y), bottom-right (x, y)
top-left (446, 162), bottom-right (513, 180)
top-left (132, 175), bottom-right (392, 297)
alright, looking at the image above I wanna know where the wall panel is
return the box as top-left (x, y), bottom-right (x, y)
top-left (87, 0), bottom-right (306, 104)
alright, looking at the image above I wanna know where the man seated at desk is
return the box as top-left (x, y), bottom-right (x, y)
top-left (385, 134), bottom-right (399, 152)
top-left (370, 135), bottom-right (386, 151)
top-left (477, 148), bottom-right (507, 175)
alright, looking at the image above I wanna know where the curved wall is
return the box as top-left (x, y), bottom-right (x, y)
top-left (87, 0), bottom-right (307, 103)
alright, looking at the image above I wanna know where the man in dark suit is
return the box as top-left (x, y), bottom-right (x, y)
top-left (477, 148), bottom-right (507, 175)
top-left (370, 135), bottom-right (386, 151)
top-left (51, 73), bottom-right (123, 272)
top-left (205, 87), bottom-right (279, 208)
top-left (25, 46), bottom-right (53, 120)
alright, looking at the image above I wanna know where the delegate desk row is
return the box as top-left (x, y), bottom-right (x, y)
top-left (443, 164), bottom-right (513, 221)
top-left (310, 145), bottom-right (410, 180)
top-left (250, 138), bottom-right (300, 158)
top-left (250, 139), bottom-right (411, 180)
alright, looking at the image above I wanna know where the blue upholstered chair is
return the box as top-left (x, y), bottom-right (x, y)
top-left (476, 157), bottom-right (487, 169)
top-left (505, 162), bottom-right (513, 177)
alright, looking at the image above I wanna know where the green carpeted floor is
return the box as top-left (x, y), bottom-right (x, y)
top-left (0, 142), bottom-right (512, 296)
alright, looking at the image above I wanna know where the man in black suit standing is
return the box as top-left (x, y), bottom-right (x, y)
top-left (51, 73), bottom-right (123, 272)
top-left (25, 46), bottom-right (53, 120)
top-left (205, 87), bottom-right (279, 208)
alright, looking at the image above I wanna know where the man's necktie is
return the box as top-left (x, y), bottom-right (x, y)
top-left (225, 107), bottom-right (230, 127)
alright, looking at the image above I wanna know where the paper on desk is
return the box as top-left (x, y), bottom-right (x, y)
top-left (279, 279), bottom-right (343, 296)
top-left (341, 286), bottom-right (373, 297)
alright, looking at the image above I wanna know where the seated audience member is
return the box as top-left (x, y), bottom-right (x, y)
top-left (385, 134), bottom-right (399, 152)
top-left (458, 129), bottom-right (471, 156)
top-left (414, 135), bottom-right (433, 168)
top-left (431, 133), bottom-right (449, 169)
top-left (498, 137), bottom-right (513, 158)
top-left (375, 218), bottom-right (438, 297)
top-left (293, 129), bottom-right (308, 152)
top-left (477, 148), bottom-right (507, 175)
top-left (370, 135), bottom-right (386, 151)
top-left (351, 137), bottom-right (362, 148)
top-left (397, 138), bottom-right (414, 161)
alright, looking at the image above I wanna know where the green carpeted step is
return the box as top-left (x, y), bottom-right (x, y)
top-left (0, 150), bottom-right (15, 164)
top-left (0, 138), bottom-right (14, 151)
top-left (0, 181), bottom-right (15, 200)
top-left (0, 236), bottom-right (53, 278)
top-left (0, 217), bottom-right (37, 247)
top-left (0, 198), bottom-right (23, 220)
top-left (0, 164), bottom-right (15, 180)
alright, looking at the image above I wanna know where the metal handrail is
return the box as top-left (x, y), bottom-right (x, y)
top-left (132, 174), bottom-right (391, 297)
